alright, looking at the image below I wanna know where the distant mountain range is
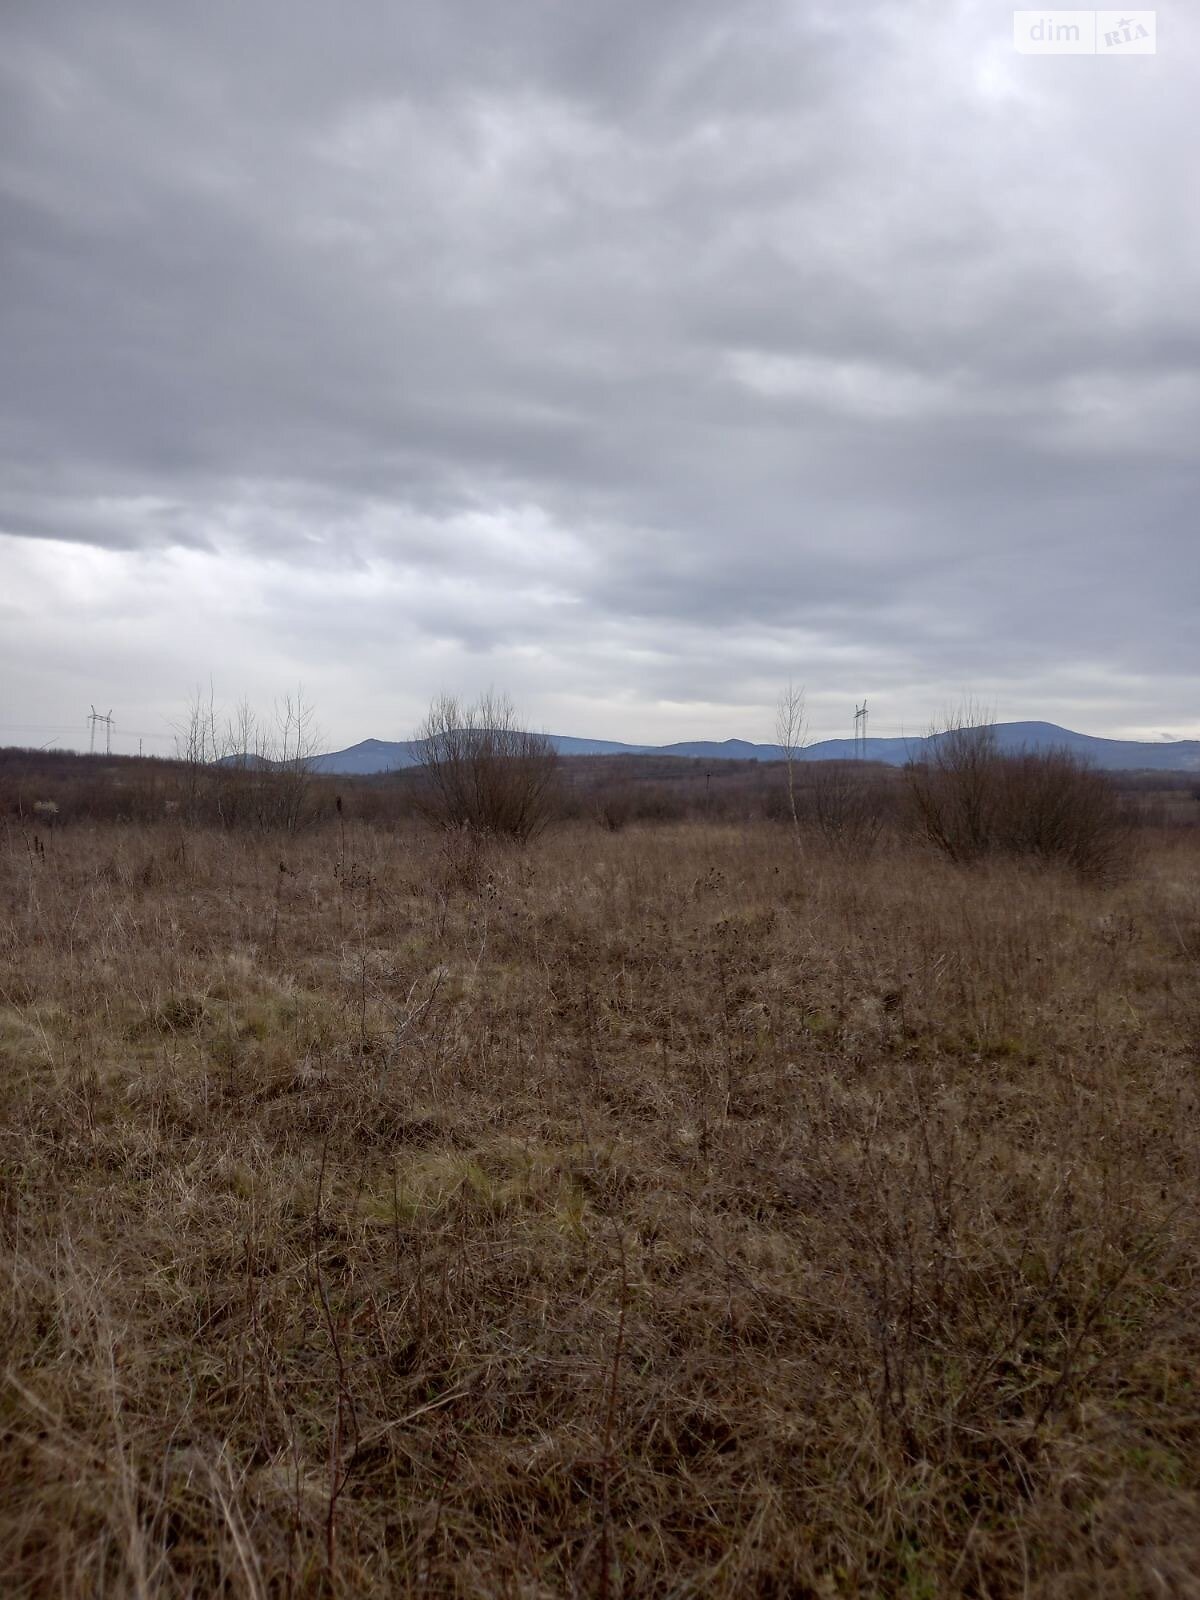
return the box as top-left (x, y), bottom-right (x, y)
top-left (310, 723), bottom-right (1200, 775)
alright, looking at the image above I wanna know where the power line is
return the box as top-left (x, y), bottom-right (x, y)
top-left (0, 721), bottom-right (174, 744)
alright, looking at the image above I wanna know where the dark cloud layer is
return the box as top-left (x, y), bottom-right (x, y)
top-left (1, 0), bottom-right (1196, 750)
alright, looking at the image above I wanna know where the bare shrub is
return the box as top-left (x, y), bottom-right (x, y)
top-left (434, 823), bottom-right (491, 897)
top-left (906, 708), bottom-right (1130, 879)
top-left (811, 760), bottom-right (890, 856)
top-left (593, 785), bottom-right (635, 832)
top-left (905, 708), bottom-right (1000, 864)
top-left (996, 749), bottom-right (1131, 881)
top-left (416, 691), bottom-right (559, 841)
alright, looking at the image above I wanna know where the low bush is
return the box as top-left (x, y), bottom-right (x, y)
top-left (905, 718), bottom-right (1130, 879)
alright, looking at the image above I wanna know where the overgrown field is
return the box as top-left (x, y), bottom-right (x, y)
top-left (2, 819), bottom-right (1199, 1596)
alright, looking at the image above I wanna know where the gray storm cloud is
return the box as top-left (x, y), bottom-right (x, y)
top-left (1, 0), bottom-right (1196, 751)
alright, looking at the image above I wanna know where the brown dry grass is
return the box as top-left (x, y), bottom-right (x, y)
top-left (2, 817), bottom-right (1199, 1596)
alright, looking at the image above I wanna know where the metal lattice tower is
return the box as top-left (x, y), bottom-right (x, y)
top-left (88, 706), bottom-right (114, 755)
top-left (854, 700), bottom-right (868, 760)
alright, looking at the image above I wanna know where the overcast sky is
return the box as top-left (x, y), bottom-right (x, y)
top-left (1, 1), bottom-right (1196, 755)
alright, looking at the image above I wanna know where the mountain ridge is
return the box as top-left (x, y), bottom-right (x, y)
top-left (309, 722), bottom-right (1200, 775)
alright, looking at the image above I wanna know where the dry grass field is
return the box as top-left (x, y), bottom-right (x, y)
top-left (2, 814), bottom-right (1199, 1596)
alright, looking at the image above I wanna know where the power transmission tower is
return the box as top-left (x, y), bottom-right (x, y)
top-left (854, 700), bottom-right (868, 760)
top-left (88, 706), bottom-right (114, 755)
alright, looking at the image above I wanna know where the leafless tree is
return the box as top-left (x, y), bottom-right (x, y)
top-left (416, 692), bottom-right (559, 841)
top-left (775, 681), bottom-right (808, 839)
top-left (256, 689), bottom-right (323, 832)
top-left (174, 684), bottom-right (227, 827)
top-left (173, 685), bottom-right (323, 832)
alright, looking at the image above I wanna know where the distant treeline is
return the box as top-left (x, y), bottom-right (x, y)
top-left (2, 744), bottom-right (1197, 837)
